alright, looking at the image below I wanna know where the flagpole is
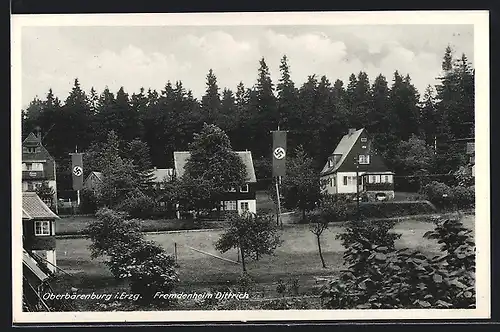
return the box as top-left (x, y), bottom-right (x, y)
top-left (75, 146), bottom-right (80, 207)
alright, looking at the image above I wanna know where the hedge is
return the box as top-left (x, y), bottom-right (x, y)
top-left (344, 201), bottom-right (436, 220)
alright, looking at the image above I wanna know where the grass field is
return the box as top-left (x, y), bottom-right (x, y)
top-left (54, 214), bottom-right (474, 310)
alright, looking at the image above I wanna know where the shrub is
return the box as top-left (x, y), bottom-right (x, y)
top-left (84, 208), bottom-right (143, 259)
top-left (236, 272), bottom-right (255, 293)
top-left (107, 240), bottom-right (179, 302)
top-left (115, 190), bottom-right (157, 219)
top-left (422, 181), bottom-right (454, 209)
top-left (348, 201), bottom-right (436, 220)
top-left (80, 188), bottom-right (99, 214)
top-left (321, 217), bottom-right (475, 309)
top-left (451, 186), bottom-right (475, 210)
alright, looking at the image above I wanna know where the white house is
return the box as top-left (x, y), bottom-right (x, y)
top-left (320, 128), bottom-right (395, 201)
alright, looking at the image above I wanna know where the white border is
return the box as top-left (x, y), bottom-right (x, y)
top-left (11, 10), bottom-right (490, 323)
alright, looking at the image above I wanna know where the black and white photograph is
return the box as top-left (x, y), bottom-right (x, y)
top-left (11, 11), bottom-right (490, 323)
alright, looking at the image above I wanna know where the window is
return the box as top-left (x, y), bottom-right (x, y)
top-left (225, 201), bottom-right (237, 211)
top-left (328, 159), bottom-right (334, 167)
top-left (240, 184), bottom-right (249, 193)
top-left (361, 137), bottom-right (367, 143)
top-left (358, 155), bottom-right (370, 164)
top-left (27, 147), bottom-right (36, 153)
top-left (240, 202), bottom-right (249, 211)
top-left (361, 145), bottom-right (367, 149)
top-left (34, 220), bottom-right (51, 236)
top-left (159, 183), bottom-right (165, 190)
top-left (22, 163), bottom-right (27, 171)
top-left (228, 187), bottom-right (237, 192)
top-left (384, 175), bottom-right (389, 183)
top-left (370, 175), bottom-right (376, 183)
top-left (331, 177), bottom-right (335, 187)
top-left (343, 176), bottom-right (348, 186)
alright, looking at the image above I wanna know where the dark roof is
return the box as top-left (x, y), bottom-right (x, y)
top-left (321, 128), bottom-right (393, 176)
top-left (173, 151), bottom-right (257, 183)
top-left (22, 132), bottom-right (55, 162)
top-left (22, 192), bottom-right (59, 220)
top-left (320, 129), bottom-right (364, 175)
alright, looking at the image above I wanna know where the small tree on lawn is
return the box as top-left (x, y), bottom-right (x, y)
top-left (309, 215), bottom-right (329, 268)
top-left (308, 195), bottom-right (349, 268)
top-left (281, 146), bottom-right (322, 221)
top-left (215, 212), bottom-right (281, 272)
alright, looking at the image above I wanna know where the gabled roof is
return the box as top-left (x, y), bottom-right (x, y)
top-left (321, 129), bottom-right (364, 175)
top-left (86, 171), bottom-right (104, 182)
top-left (22, 192), bottom-right (59, 220)
top-left (151, 168), bottom-right (174, 183)
top-left (22, 132), bottom-right (55, 162)
top-left (173, 151), bottom-right (257, 183)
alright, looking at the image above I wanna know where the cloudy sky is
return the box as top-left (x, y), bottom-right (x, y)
top-left (21, 24), bottom-right (474, 108)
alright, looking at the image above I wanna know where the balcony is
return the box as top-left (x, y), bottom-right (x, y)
top-left (22, 170), bottom-right (46, 180)
top-left (364, 182), bottom-right (394, 191)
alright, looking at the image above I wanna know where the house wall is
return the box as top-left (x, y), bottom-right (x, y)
top-left (23, 219), bottom-right (56, 251)
top-left (336, 171), bottom-right (360, 194)
top-left (321, 174), bottom-right (337, 195)
top-left (237, 199), bottom-right (257, 214)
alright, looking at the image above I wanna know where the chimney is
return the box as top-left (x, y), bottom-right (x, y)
top-left (348, 128), bottom-right (356, 136)
top-left (34, 126), bottom-right (42, 143)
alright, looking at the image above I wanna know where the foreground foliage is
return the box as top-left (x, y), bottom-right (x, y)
top-left (84, 208), bottom-right (178, 302)
top-left (321, 216), bottom-right (475, 309)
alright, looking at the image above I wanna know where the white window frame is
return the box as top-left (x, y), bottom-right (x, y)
top-left (34, 220), bottom-right (51, 236)
top-left (31, 163), bottom-right (43, 171)
top-left (240, 201), bottom-right (249, 211)
top-left (240, 184), bottom-right (249, 193)
top-left (358, 155), bottom-right (370, 165)
top-left (361, 137), bottom-right (367, 143)
top-left (226, 201), bottom-right (237, 211)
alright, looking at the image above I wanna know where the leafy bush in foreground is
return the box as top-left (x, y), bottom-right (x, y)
top-left (322, 216), bottom-right (475, 309)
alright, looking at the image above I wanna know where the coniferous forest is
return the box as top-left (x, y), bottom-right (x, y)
top-left (21, 46), bottom-right (474, 199)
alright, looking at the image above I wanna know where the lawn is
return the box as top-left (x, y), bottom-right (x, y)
top-left (53, 214), bottom-right (474, 310)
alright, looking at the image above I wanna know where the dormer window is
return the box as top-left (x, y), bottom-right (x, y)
top-left (361, 137), bottom-right (367, 143)
top-left (240, 184), bottom-right (249, 193)
top-left (358, 155), bottom-right (370, 164)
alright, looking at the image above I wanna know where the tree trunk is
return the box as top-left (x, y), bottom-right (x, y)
top-left (241, 249), bottom-right (247, 272)
top-left (239, 239), bottom-right (247, 272)
top-left (317, 234), bottom-right (326, 268)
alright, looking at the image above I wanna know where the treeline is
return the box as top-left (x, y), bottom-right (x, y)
top-left (22, 46), bottom-right (474, 196)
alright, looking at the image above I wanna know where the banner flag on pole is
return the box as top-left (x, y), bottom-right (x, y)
top-left (272, 131), bottom-right (287, 177)
top-left (70, 153), bottom-right (84, 191)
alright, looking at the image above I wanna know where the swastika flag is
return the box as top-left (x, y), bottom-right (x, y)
top-left (70, 152), bottom-right (84, 191)
top-left (272, 131), bottom-right (287, 177)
